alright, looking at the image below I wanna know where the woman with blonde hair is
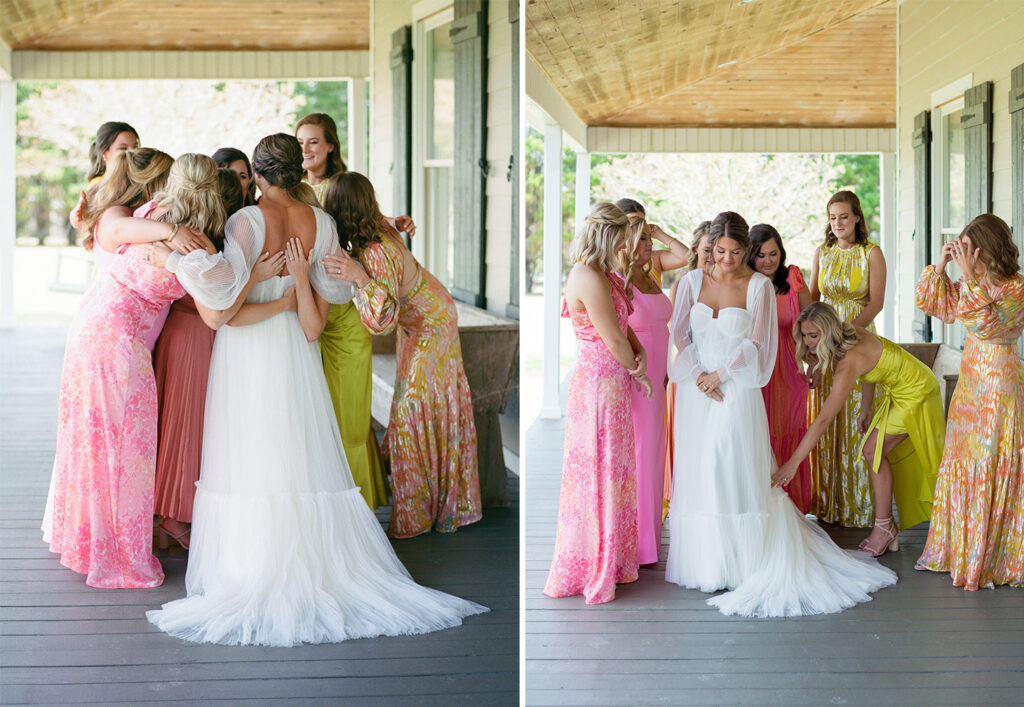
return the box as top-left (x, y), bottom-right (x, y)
top-left (665, 213), bottom-right (896, 617)
top-left (773, 302), bottom-right (945, 557)
top-left (915, 214), bottom-right (1024, 590)
top-left (42, 153), bottom-right (227, 588)
top-left (542, 201), bottom-right (650, 605)
top-left (807, 190), bottom-right (887, 528)
top-left (614, 215), bottom-right (671, 565)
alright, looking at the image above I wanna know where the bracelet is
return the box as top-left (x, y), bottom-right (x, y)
top-left (165, 223), bottom-right (180, 243)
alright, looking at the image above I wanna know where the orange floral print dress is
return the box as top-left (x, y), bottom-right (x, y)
top-left (353, 236), bottom-right (482, 538)
top-left (915, 266), bottom-right (1024, 590)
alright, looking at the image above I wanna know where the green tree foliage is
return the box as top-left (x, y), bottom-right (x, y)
top-left (831, 154), bottom-right (881, 239)
top-left (291, 81), bottom-right (350, 157)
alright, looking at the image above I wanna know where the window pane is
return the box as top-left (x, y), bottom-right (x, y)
top-left (427, 24), bottom-right (454, 161)
top-left (943, 108), bottom-right (965, 230)
top-left (426, 166), bottom-right (453, 288)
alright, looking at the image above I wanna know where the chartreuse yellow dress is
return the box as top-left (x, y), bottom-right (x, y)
top-left (307, 178), bottom-right (389, 511)
top-left (857, 336), bottom-right (945, 531)
top-left (809, 242), bottom-right (879, 526)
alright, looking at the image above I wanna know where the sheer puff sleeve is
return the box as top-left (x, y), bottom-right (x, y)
top-left (353, 239), bottom-right (402, 335)
top-left (166, 206), bottom-right (264, 310)
top-left (308, 209), bottom-right (355, 304)
top-left (717, 273), bottom-right (778, 388)
top-left (667, 269), bottom-right (703, 383)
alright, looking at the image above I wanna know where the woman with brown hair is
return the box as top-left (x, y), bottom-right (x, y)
top-left (322, 171), bottom-right (484, 539)
top-left (807, 190), bottom-right (887, 528)
top-left (296, 112), bottom-right (347, 203)
top-left (212, 147), bottom-right (258, 206)
top-left (915, 214), bottom-right (1024, 590)
top-left (146, 136), bottom-right (486, 645)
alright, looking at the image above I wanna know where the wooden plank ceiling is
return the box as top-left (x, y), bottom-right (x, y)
top-left (0, 0), bottom-right (369, 51)
top-left (526, 0), bottom-right (896, 129)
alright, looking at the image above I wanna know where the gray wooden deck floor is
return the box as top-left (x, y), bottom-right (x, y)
top-left (525, 415), bottom-right (1024, 706)
top-left (0, 328), bottom-right (518, 706)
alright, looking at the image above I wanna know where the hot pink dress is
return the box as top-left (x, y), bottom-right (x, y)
top-left (762, 265), bottom-right (812, 513)
top-left (544, 274), bottom-right (639, 604)
top-left (620, 274), bottom-right (672, 564)
top-left (43, 244), bottom-right (185, 588)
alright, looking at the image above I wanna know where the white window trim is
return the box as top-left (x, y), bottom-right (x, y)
top-left (411, 4), bottom-right (454, 266)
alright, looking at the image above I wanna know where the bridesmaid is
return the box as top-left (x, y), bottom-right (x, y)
top-left (774, 302), bottom-right (944, 556)
top-left (69, 122), bottom-right (139, 232)
top-left (296, 113), bottom-right (389, 511)
top-left (542, 202), bottom-right (651, 604)
top-left (152, 169), bottom-right (281, 549)
top-left (808, 190), bottom-right (886, 527)
top-left (321, 172), bottom-right (483, 537)
top-left (748, 224), bottom-right (813, 513)
top-left (915, 214), bottom-right (1024, 590)
top-left (43, 153), bottom-right (223, 588)
top-left (616, 216), bottom-right (672, 565)
top-left (615, 198), bottom-right (690, 286)
top-left (213, 147), bottom-right (258, 206)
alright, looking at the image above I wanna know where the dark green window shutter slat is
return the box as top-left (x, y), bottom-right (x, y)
top-left (963, 81), bottom-right (993, 222)
top-left (507, 0), bottom-right (520, 319)
top-left (912, 109), bottom-right (932, 343)
top-left (391, 26), bottom-right (413, 219)
top-left (451, 0), bottom-right (488, 308)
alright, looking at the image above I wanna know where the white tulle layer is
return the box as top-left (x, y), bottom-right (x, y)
top-left (666, 370), bottom-right (897, 617)
top-left (147, 485), bottom-right (487, 646)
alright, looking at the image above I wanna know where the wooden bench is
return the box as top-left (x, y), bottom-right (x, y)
top-left (900, 343), bottom-right (962, 416)
top-left (370, 301), bottom-right (519, 508)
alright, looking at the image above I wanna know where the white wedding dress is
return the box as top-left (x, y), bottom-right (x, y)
top-left (146, 205), bottom-right (487, 645)
top-left (665, 269), bottom-right (896, 617)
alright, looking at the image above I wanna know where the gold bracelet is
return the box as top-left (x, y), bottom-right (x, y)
top-left (166, 223), bottom-right (180, 242)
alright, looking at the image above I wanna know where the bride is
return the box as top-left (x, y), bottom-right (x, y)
top-left (665, 211), bottom-right (896, 617)
top-left (145, 134), bottom-right (487, 645)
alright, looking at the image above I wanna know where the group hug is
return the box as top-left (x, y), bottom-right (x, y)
top-left (545, 190), bottom-right (1024, 614)
top-left (41, 116), bottom-right (489, 646)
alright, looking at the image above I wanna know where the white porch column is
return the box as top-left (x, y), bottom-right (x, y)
top-left (574, 151), bottom-right (590, 233)
top-left (879, 151), bottom-right (896, 341)
top-left (539, 122), bottom-right (564, 419)
top-left (0, 78), bottom-right (16, 329)
top-left (347, 78), bottom-right (367, 175)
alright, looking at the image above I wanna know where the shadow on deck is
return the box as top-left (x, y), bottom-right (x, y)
top-left (0, 328), bottom-right (518, 706)
top-left (525, 415), bottom-right (1024, 706)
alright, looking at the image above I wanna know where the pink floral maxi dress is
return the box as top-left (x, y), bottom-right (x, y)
top-left (915, 266), bottom-right (1024, 590)
top-left (762, 265), bottom-right (813, 513)
top-left (621, 275), bottom-right (672, 565)
top-left (353, 236), bottom-right (482, 538)
top-left (44, 246), bottom-right (185, 588)
top-left (544, 274), bottom-right (639, 604)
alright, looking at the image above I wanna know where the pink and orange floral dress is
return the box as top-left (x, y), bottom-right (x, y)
top-left (353, 235), bottom-right (482, 538)
top-left (44, 245), bottom-right (185, 588)
top-left (545, 274), bottom-right (639, 604)
top-left (763, 265), bottom-right (812, 513)
top-left (915, 266), bottom-right (1024, 590)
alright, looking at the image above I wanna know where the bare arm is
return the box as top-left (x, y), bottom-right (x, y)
top-left (856, 381), bottom-right (876, 434)
top-left (196, 252), bottom-right (286, 329)
top-left (852, 246), bottom-right (886, 328)
top-left (285, 238), bottom-right (329, 342)
top-left (797, 283), bottom-right (812, 312)
top-left (650, 224), bottom-right (690, 273)
top-left (808, 245), bottom-right (822, 302)
top-left (228, 290), bottom-right (295, 327)
top-left (568, 266), bottom-right (637, 372)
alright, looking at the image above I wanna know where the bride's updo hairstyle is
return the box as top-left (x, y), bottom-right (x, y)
top-left (706, 211), bottom-right (750, 275)
top-left (570, 201), bottom-right (631, 272)
top-left (795, 301), bottom-right (861, 376)
top-left (322, 171), bottom-right (384, 257)
top-left (252, 133), bottom-right (319, 208)
top-left (80, 147), bottom-right (174, 250)
top-left (151, 153), bottom-right (227, 248)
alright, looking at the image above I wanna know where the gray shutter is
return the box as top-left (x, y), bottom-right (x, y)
top-left (963, 81), bottom-right (993, 221)
top-left (507, 0), bottom-right (520, 319)
top-left (451, 0), bottom-right (488, 308)
top-left (1010, 63), bottom-right (1024, 251)
top-left (390, 26), bottom-right (413, 219)
top-left (912, 110), bottom-right (932, 342)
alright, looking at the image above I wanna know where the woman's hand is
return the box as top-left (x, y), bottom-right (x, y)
top-left (696, 370), bottom-right (723, 399)
top-left (252, 251), bottom-right (287, 283)
top-left (634, 373), bottom-right (653, 399)
top-left (936, 240), bottom-right (956, 273)
top-left (281, 285), bottom-right (297, 312)
top-left (141, 241), bottom-right (173, 268)
top-left (394, 214), bottom-right (416, 237)
top-left (771, 460), bottom-right (799, 488)
top-left (856, 407), bottom-right (872, 434)
top-left (951, 235), bottom-right (981, 282)
top-left (628, 348), bottom-right (647, 378)
top-left (70, 191), bottom-right (87, 230)
top-left (166, 226), bottom-right (208, 254)
top-left (285, 238), bottom-right (312, 282)
top-left (322, 250), bottom-right (370, 288)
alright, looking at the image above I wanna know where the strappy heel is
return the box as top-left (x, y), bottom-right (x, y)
top-left (157, 520), bottom-right (190, 550)
top-left (859, 516), bottom-right (899, 557)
